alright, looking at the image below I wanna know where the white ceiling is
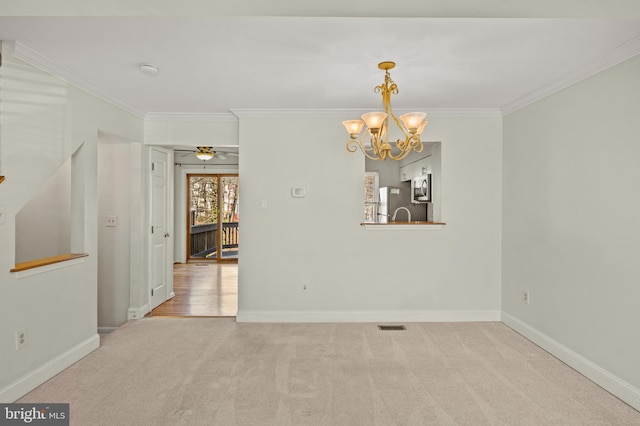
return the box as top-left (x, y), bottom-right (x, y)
top-left (1, 17), bottom-right (640, 118)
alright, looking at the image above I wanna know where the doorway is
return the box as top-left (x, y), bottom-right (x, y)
top-left (187, 174), bottom-right (239, 262)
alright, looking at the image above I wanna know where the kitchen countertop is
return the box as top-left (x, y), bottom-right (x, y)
top-left (360, 221), bottom-right (446, 230)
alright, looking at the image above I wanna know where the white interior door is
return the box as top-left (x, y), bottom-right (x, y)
top-left (150, 148), bottom-right (170, 309)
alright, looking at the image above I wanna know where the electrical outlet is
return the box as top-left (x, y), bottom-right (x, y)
top-left (301, 282), bottom-right (310, 293)
top-left (106, 215), bottom-right (118, 227)
top-left (522, 291), bottom-right (530, 305)
top-left (15, 329), bottom-right (28, 350)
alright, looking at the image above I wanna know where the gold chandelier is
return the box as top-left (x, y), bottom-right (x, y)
top-left (343, 61), bottom-right (427, 161)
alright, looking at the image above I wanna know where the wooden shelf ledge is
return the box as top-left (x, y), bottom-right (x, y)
top-left (11, 253), bottom-right (89, 273)
top-left (361, 221), bottom-right (446, 231)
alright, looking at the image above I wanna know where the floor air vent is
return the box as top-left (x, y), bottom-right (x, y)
top-left (378, 325), bottom-right (406, 331)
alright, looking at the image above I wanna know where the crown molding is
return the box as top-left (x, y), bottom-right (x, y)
top-left (231, 108), bottom-right (349, 118)
top-left (423, 108), bottom-right (502, 118)
top-left (501, 33), bottom-right (640, 116)
top-left (229, 107), bottom-right (502, 119)
top-left (145, 112), bottom-right (238, 121)
top-left (12, 42), bottom-right (146, 119)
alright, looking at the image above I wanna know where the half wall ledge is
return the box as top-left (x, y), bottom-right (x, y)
top-left (361, 221), bottom-right (446, 231)
top-left (10, 253), bottom-right (89, 273)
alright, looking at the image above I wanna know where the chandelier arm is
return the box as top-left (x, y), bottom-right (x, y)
top-left (395, 134), bottom-right (422, 152)
top-left (387, 150), bottom-right (410, 161)
top-left (388, 135), bottom-right (424, 161)
top-left (345, 139), bottom-right (360, 153)
top-left (389, 141), bottom-right (411, 161)
top-left (412, 135), bottom-right (424, 153)
top-left (346, 138), bottom-right (388, 161)
top-left (388, 108), bottom-right (412, 141)
top-left (371, 134), bottom-right (389, 159)
top-left (380, 71), bottom-right (412, 148)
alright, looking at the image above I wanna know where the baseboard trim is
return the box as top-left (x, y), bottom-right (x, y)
top-left (236, 310), bottom-right (501, 323)
top-left (97, 327), bottom-right (118, 334)
top-left (0, 334), bottom-right (100, 403)
top-left (128, 304), bottom-right (150, 320)
top-left (501, 312), bottom-right (640, 412)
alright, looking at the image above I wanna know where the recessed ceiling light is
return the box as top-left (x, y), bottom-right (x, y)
top-left (139, 63), bottom-right (159, 75)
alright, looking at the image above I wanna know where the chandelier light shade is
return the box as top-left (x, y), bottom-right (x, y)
top-left (195, 146), bottom-right (215, 161)
top-left (344, 61), bottom-right (428, 161)
top-left (399, 112), bottom-right (427, 134)
top-left (343, 120), bottom-right (365, 138)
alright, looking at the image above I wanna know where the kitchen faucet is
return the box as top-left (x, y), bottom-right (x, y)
top-left (391, 207), bottom-right (411, 222)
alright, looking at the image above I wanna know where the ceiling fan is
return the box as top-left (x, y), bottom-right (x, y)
top-left (175, 146), bottom-right (238, 161)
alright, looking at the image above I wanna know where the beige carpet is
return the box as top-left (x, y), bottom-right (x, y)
top-left (19, 319), bottom-right (640, 425)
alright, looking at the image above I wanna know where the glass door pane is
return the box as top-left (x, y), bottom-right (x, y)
top-left (219, 176), bottom-right (239, 260)
top-left (188, 175), bottom-right (218, 259)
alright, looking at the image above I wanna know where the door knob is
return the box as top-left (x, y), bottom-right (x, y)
top-left (164, 232), bottom-right (170, 238)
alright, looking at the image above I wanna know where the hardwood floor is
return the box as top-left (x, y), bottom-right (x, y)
top-left (149, 262), bottom-right (238, 317)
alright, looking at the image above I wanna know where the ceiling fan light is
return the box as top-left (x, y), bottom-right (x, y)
top-left (195, 152), bottom-right (214, 161)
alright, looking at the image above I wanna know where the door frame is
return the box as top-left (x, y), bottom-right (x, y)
top-left (186, 173), bottom-right (239, 263)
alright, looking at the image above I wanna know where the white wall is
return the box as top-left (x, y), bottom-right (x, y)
top-left (97, 135), bottom-right (133, 327)
top-left (0, 43), bottom-right (144, 402)
top-left (237, 115), bottom-right (503, 322)
top-left (145, 119), bottom-right (238, 147)
top-left (502, 55), bottom-right (640, 409)
top-left (15, 157), bottom-right (71, 263)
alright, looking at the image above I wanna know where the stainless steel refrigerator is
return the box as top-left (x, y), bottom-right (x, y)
top-left (378, 186), bottom-right (428, 223)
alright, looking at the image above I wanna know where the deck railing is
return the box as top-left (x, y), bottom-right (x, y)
top-left (190, 222), bottom-right (238, 258)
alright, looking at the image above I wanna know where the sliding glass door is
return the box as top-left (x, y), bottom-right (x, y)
top-left (187, 174), bottom-right (239, 262)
